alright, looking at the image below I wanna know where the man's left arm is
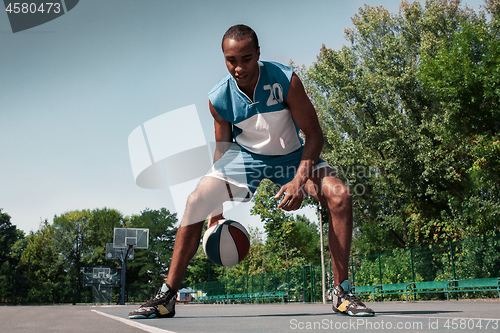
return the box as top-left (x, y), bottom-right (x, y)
top-left (275, 73), bottom-right (324, 211)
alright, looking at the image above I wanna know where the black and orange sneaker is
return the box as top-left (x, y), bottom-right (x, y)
top-left (332, 280), bottom-right (375, 317)
top-left (128, 283), bottom-right (176, 319)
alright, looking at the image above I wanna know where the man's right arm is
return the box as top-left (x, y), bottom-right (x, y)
top-left (209, 100), bottom-right (233, 163)
top-left (207, 100), bottom-right (233, 227)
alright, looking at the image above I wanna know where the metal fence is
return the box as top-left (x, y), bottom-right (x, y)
top-left (192, 265), bottom-right (328, 303)
top-left (192, 234), bottom-right (500, 303)
top-left (6, 234), bottom-right (498, 304)
top-left (351, 233), bottom-right (500, 287)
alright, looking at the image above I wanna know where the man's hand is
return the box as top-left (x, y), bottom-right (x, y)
top-left (275, 73), bottom-right (322, 211)
top-left (208, 213), bottom-right (224, 228)
top-left (274, 177), bottom-right (305, 211)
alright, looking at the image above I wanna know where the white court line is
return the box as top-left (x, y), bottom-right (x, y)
top-left (91, 310), bottom-right (177, 333)
top-left (93, 305), bottom-right (123, 308)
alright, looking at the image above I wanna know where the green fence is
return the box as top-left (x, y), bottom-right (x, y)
top-left (351, 234), bottom-right (500, 286)
top-left (192, 234), bottom-right (500, 303)
top-left (192, 264), bottom-right (332, 303)
top-left (7, 234), bottom-right (497, 304)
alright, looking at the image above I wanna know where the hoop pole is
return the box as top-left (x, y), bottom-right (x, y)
top-left (120, 245), bottom-right (133, 305)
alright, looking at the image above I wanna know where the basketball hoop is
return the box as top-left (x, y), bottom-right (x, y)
top-left (111, 227), bottom-right (149, 305)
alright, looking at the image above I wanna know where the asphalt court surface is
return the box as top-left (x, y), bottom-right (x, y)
top-left (1, 300), bottom-right (500, 333)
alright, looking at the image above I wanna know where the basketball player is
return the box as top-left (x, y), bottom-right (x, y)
top-left (128, 24), bottom-right (375, 319)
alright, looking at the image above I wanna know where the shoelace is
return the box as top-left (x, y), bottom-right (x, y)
top-left (346, 293), bottom-right (366, 307)
top-left (140, 288), bottom-right (169, 307)
top-left (155, 289), bottom-right (167, 299)
top-left (337, 288), bottom-right (366, 307)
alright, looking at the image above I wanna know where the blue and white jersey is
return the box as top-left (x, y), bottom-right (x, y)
top-left (208, 61), bottom-right (303, 155)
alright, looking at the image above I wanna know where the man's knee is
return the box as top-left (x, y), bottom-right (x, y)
top-left (323, 181), bottom-right (352, 213)
top-left (185, 190), bottom-right (203, 209)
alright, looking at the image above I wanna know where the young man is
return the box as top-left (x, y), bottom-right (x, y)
top-left (129, 25), bottom-right (374, 319)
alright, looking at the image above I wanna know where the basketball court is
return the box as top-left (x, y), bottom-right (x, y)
top-left (2, 300), bottom-right (499, 333)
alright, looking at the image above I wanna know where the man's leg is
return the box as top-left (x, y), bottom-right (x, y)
top-left (305, 167), bottom-right (374, 316)
top-left (166, 177), bottom-right (247, 289)
top-left (164, 220), bottom-right (204, 290)
top-left (129, 176), bottom-right (242, 319)
top-left (304, 167), bottom-right (352, 284)
top-left (165, 178), bottom-right (220, 290)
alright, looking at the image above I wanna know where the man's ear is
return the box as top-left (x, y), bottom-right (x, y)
top-left (256, 47), bottom-right (260, 60)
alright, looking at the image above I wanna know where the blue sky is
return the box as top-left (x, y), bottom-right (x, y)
top-left (0, 0), bottom-right (486, 233)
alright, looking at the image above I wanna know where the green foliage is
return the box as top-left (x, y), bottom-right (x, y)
top-left (0, 209), bottom-right (23, 259)
top-left (250, 180), bottom-right (321, 271)
top-left (86, 208), bottom-right (125, 266)
top-left (19, 221), bottom-right (69, 303)
top-left (419, 3), bottom-right (499, 136)
top-left (352, 233), bottom-right (500, 286)
top-left (351, 254), bottom-right (381, 286)
top-left (183, 245), bottom-right (222, 287)
top-left (415, 0), bottom-right (500, 239)
top-left (243, 226), bottom-right (266, 275)
top-left (301, 0), bottom-right (500, 254)
top-left (0, 207), bottom-right (178, 303)
top-left (192, 233), bottom-right (499, 302)
top-left (0, 209), bottom-right (24, 303)
top-left (49, 208), bottom-right (125, 302)
top-left (127, 208), bottom-right (178, 288)
top-left (443, 235), bottom-right (500, 280)
top-left (52, 209), bottom-right (92, 302)
top-left (184, 180), bottom-right (325, 291)
top-left (289, 215), bottom-right (321, 265)
top-left (183, 225), bottom-right (267, 290)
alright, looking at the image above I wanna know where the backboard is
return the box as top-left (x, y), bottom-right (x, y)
top-left (113, 228), bottom-right (149, 249)
top-left (82, 266), bottom-right (120, 288)
top-left (106, 243), bottom-right (134, 260)
top-left (93, 267), bottom-right (111, 279)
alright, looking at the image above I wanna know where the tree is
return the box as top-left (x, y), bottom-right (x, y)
top-left (0, 209), bottom-right (24, 303)
top-left (289, 214), bottom-right (321, 265)
top-left (86, 207), bottom-right (125, 266)
top-left (127, 208), bottom-right (178, 288)
top-left (418, 0), bottom-right (500, 237)
top-left (251, 180), bottom-right (321, 270)
top-left (251, 179), bottom-right (295, 271)
top-left (301, 0), bottom-right (500, 254)
top-left (243, 226), bottom-right (266, 275)
top-left (19, 221), bottom-right (68, 303)
top-left (53, 210), bottom-right (92, 302)
top-left (183, 245), bottom-right (222, 287)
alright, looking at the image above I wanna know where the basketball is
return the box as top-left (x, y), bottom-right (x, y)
top-left (202, 219), bottom-right (250, 267)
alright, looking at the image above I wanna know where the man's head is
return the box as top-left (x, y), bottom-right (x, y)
top-left (221, 24), bottom-right (259, 52)
top-left (221, 25), bottom-right (260, 94)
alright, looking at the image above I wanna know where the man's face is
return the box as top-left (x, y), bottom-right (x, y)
top-left (222, 37), bottom-right (260, 93)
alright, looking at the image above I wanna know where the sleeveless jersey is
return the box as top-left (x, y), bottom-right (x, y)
top-left (208, 61), bottom-right (303, 155)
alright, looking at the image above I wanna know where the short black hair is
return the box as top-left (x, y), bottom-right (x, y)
top-left (222, 24), bottom-right (259, 51)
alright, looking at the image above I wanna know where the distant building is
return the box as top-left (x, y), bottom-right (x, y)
top-left (177, 287), bottom-right (197, 303)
